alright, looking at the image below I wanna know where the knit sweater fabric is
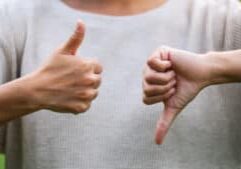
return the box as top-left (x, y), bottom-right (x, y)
top-left (0, 0), bottom-right (241, 168)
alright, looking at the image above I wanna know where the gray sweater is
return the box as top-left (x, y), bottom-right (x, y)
top-left (0, 0), bottom-right (241, 169)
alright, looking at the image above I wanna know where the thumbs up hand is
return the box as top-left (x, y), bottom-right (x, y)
top-left (143, 47), bottom-right (212, 144)
top-left (32, 20), bottom-right (103, 114)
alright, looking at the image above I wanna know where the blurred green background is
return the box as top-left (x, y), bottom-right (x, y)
top-left (0, 154), bottom-right (4, 169)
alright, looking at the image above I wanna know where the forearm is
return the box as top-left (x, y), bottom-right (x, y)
top-left (0, 73), bottom-right (41, 124)
top-left (206, 50), bottom-right (241, 85)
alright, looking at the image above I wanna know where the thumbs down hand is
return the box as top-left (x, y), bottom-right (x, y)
top-left (143, 46), bottom-right (212, 145)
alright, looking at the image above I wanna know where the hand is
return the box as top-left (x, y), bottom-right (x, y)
top-left (31, 20), bottom-right (103, 114)
top-left (143, 46), bottom-right (212, 144)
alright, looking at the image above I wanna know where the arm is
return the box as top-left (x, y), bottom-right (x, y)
top-left (0, 21), bottom-right (102, 124)
top-left (0, 72), bottom-right (40, 124)
top-left (206, 50), bottom-right (241, 84)
top-left (143, 47), bottom-right (241, 145)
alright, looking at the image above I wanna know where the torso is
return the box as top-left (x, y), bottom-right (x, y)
top-left (4, 0), bottom-right (241, 168)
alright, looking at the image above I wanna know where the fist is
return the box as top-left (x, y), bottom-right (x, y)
top-left (143, 48), bottom-right (176, 105)
top-left (33, 20), bottom-right (103, 114)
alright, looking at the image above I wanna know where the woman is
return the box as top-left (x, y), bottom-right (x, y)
top-left (0, 0), bottom-right (241, 168)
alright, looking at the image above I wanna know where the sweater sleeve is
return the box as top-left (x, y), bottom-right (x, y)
top-left (187, 0), bottom-right (241, 52)
top-left (0, 1), bottom-right (24, 153)
top-left (221, 0), bottom-right (241, 50)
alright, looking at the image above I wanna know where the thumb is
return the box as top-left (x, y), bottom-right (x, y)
top-left (155, 106), bottom-right (180, 145)
top-left (61, 20), bottom-right (85, 55)
top-left (159, 46), bottom-right (170, 61)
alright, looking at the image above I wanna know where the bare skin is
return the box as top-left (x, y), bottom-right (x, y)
top-left (143, 46), bottom-right (241, 145)
top-left (62, 0), bottom-right (167, 16)
top-left (0, 0), bottom-right (167, 124)
top-left (0, 21), bottom-right (102, 124)
top-left (2, 0), bottom-right (241, 147)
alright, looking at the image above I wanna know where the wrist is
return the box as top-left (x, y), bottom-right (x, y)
top-left (202, 52), bottom-right (229, 85)
top-left (16, 71), bottom-right (45, 112)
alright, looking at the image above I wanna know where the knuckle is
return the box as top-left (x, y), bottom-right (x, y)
top-left (143, 97), bottom-right (149, 105)
top-left (70, 105), bottom-right (83, 114)
top-left (76, 90), bottom-right (88, 100)
top-left (90, 59), bottom-right (103, 74)
top-left (87, 90), bottom-right (98, 100)
top-left (145, 74), bottom-right (155, 83)
top-left (80, 91), bottom-right (89, 100)
top-left (160, 63), bottom-right (167, 71)
top-left (143, 97), bottom-right (152, 105)
top-left (84, 75), bottom-right (98, 86)
top-left (83, 106), bottom-right (90, 112)
top-left (143, 86), bottom-right (151, 96)
top-left (95, 76), bottom-right (102, 85)
top-left (74, 105), bottom-right (85, 113)
top-left (80, 90), bottom-right (98, 100)
top-left (143, 80), bottom-right (168, 96)
top-left (72, 103), bottom-right (91, 114)
top-left (83, 91), bottom-right (92, 99)
top-left (95, 64), bottom-right (103, 74)
top-left (147, 57), bottom-right (156, 66)
top-left (157, 86), bottom-right (166, 94)
top-left (160, 75), bottom-right (170, 84)
top-left (81, 103), bottom-right (91, 112)
top-left (162, 85), bottom-right (170, 92)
